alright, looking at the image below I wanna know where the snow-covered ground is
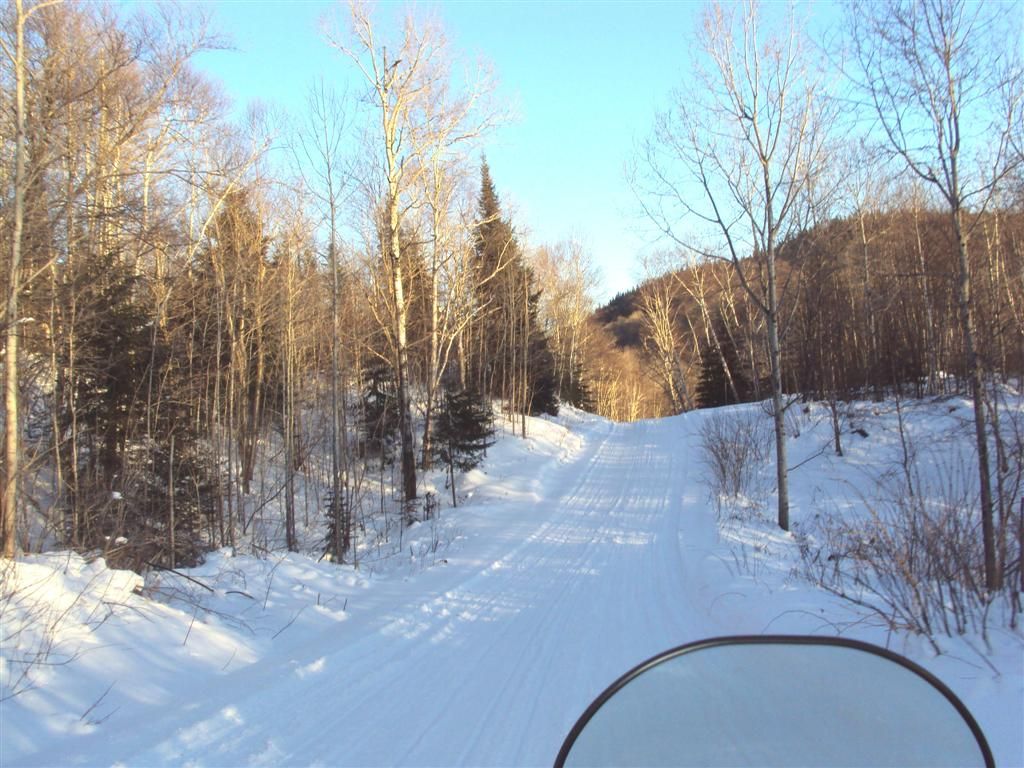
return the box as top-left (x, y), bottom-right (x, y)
top-left (2, 402), bottom-right (1022, 766)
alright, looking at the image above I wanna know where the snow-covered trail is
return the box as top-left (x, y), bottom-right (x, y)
top-left (23, 414), bottom-right (733, 767)
top-left (10, 406), bottom-right (1023, 766)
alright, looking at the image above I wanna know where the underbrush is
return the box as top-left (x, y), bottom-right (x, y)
top-left (800, 459), bottom-right (1021, 647)
top-left (700, 395), bottom-right (1024, 645)
top-left (1, 554), bottom-right (142, 702)
top-left (699, 408), bottom-right (773, 516)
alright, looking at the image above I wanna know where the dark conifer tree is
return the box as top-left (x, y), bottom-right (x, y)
top-left (562, 358), bottom-right (595, 411)
top-left (470, 159), bottom-right (559, 418)
top-left (470, 159), bottom-right (516, 395)
top-left (359, 363), bottom-right (399, 460)
top-left (696, 318), bottom-right (750, 408)
top-left (526, 283), bottom-right (560, 416)
top-left (433, 385), bottom-right (495, 505)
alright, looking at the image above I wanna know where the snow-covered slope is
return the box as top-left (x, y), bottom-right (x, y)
top-left (2, 406), bottom-right (1021, 766)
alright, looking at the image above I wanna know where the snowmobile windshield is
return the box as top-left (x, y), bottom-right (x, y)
top-left (556, 635), bottom-right (993, 768)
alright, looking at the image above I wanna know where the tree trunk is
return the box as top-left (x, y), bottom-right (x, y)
top-left (389, 204), bottom-right (417, 507)
top-left (2, 0), bottom-right (29, 558)
top-left (765, 221), bottom-right (789, 531)
top-left (422, 205), bottom-right (442, 471)
top-left (912, 204), bottom-right (939, 394)
top-left (328, 232), bottom-right (347, 558)
top-left (283, 254), bottom-right (298, 552)
top-left (952, 208), bottom-right (997, 591)
top-left (766, 287), bottom-right (790, 532)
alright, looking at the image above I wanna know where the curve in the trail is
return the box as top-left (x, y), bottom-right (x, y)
top-left (25, 413), bottom-right (728, 767)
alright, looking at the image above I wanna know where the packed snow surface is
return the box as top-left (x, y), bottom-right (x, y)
top-left (2, 405), bottom-right (1022, 766)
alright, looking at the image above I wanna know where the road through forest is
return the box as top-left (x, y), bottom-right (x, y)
top-left (11, 406), bottom-right (1023, 768)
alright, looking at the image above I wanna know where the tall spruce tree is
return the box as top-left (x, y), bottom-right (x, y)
top-left (561, 358), bottom-right (595, 411)
top-left (470, 160), bottom-right (559, 420)
top-left (525, 282), bottom-right (559, 416)
top-left (471, 159), bottom-right (514, 395)
top-left (359, 363), bottom-right (400, 460)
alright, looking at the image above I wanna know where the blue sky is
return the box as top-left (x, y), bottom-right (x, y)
top-left (191, 1), bottom-right (706, 301)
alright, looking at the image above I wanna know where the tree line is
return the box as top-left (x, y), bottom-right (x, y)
top-left (2, 0), bottom-right (1020, 600)
top-left (0, 1), bottom-right (598, 566)
top-left (592, 203), bottom-right (1023, 420)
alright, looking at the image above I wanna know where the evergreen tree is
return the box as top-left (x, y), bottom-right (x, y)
top-left (58, 250), bottom-right (148, 554)
top-left (562, 357), bottom-right (595, 411)
top-left (359, 363), bottom-right (399, 460)
top-left (470, 159), bottom-right (559, 419)
top-left (696, 319), bottom-right (750, 408)
top-left (53, 247), bottom-right (217, 567)
top-left (470, 158), bottom-right (516, 395)
top-left (526, 285), bottom-right (560, 416)
top-left (433, 386), bottom-right (495, 506)
top-left (322, 486), bottom-right (349, 562)
top-left (131, 431), bottom-right (217, 569)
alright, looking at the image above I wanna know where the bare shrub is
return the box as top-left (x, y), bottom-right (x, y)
top-left (700, 410), bottom-right (772, 514)
top-left (802, 455), bottom-right (1022, 644)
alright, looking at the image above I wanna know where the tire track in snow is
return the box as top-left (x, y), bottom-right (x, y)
top-left (388, 421), bottom-right (623, 764)
top-left (459, 421), bottom-right (643, 764)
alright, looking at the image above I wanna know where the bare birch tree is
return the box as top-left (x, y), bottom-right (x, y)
top-left (637, 266), bottom-right (690, 414)
top-left (292, 81), bottom-right (355, 558)
top-left (675, 261), bottom-right (745, 407)
top-left (325, 1), bottom-right (497, 513)
top-left (414, 62), bottom-right (498, 470)
top-left (848, 0), bottom-right (1023, 590)
top-left (324, 3), bottom-right (440, 507)
top-left (531, 239), bottom-right (599, 406)
top-left (636, 0), bottom-right (833, 530)
top-left (2, 0), bottom-right (65, 556)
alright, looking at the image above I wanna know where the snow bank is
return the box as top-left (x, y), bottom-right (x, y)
top-left (690, 396), bottom-right (1024, 765)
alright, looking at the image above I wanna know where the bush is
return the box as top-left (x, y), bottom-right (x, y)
top-left (699, 410), bottom-right (772, 513)
top-left (801, 455), bottom-right (1022, 643)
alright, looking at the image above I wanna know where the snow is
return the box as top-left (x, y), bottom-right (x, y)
top-left (2, 401), bottom-right (1022, 766)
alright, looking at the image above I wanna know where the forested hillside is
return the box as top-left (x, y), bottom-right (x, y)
top-left (589, 208), bottom-right (1024, 419)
